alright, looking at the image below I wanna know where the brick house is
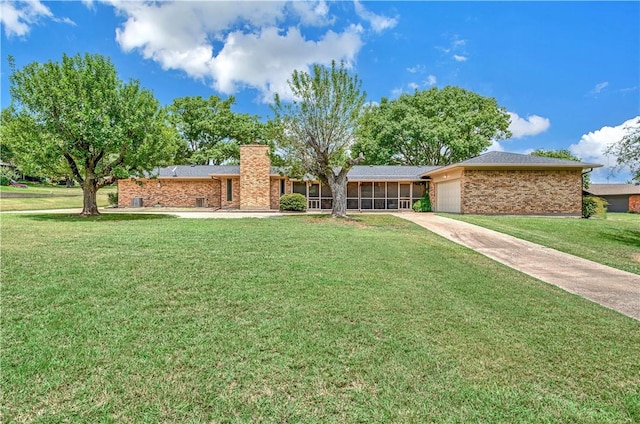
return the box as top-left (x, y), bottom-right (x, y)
top-left (585, 184), bottom-right (640, 213)
top-left (118, 145), bottom-right (601, 215)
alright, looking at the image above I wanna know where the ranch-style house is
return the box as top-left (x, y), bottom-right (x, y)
top-left (118, 144), bottom-right (601, 215)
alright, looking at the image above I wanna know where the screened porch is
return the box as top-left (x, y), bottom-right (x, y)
top-left (291, 181), bottom-right (426, 211)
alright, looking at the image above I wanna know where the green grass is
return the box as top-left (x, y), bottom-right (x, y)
top-left (2, 214), bottom-right (639, 422)
top-left (0, 185), bottom-right (115, 211)
top-left (442, 213), bottom-right (640, 275)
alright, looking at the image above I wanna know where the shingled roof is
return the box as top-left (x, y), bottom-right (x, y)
top-left (458, 151), bottom-right (598, 166)
top-left (421, 151), bottom-right (601, 177)
top-left (144, 151), bottom-right (601, 180)
top-left (586, 184), bottom-right (640, 196)
top-left (347, 165), bottom-right (437, 181)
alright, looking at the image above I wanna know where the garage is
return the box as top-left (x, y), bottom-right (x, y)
top-left (436, 180), bottom-right (461, 213)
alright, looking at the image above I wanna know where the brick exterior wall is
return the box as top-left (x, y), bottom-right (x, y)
top-left (629, 194), bottom-right (640, 213)
top-left (240, 145), bottom-right (271, 210)
top-left (270, 178), bottom-right (281, 210)
top-left (220, 177), bottom-right (240, 209)
top-left (118, 178), bottom-right (220, 208)
top-left (461, 169), bottom-right (583, 215)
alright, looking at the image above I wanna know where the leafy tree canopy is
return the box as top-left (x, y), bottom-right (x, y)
top-left (531, 149), bottom-right (590, 188)
top-left (607, 119), bottom-right (640, 182)
top-left (353, 86), bottom-right (511, 166)
top-left (271, 60), bottom-right (366, 218)
top-left (168, 95), bottom-right (265, 165)
top-left (5, 53), bottom-right (180, 215)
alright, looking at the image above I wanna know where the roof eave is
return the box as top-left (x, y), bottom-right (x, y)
top-left (422, 162), bottom-right (602, 177)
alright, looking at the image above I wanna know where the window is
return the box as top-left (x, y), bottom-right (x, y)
top-left (280, 179), bottom-right (286, 195)
top-left (293, 181), bottom-right (306, 195)
top-left (227, 179), bottom-right (233, 202)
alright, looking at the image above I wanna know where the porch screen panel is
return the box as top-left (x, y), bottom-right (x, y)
top-left (360, 182), bottom-right (373, 209)
top-left (412, 182), bottom-right (425, 202)
top-left (320, 183), bottom-right (332, 210)
top-left (387, 182), bottom-right (398, 209)
top-left (347, 182), bottom-right (359, 210)
top-left (374, 182), bottom-right (385, 209)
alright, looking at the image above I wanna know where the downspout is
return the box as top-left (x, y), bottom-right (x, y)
top-left (581, 168), bottom-right (594, 217)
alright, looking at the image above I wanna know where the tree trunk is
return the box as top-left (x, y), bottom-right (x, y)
top-left (328, 172), bottom-right (348, 218)
top-left (81, 179), bottom-right (100, 216)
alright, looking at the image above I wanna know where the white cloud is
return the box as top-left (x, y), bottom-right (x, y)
top-left (569, 117), bottom-right (640, 174)
top-left (425, 74), bottom-right (437, 86)
top-left (406, 64), bottom-right (425, 74)
top-left (0, 0), bottom-right (52, 37)
top-left (452, 54), bottom-right (468, 62)
top-left (353, 0), bottom-right (397, 33)
top-left (486, 139), bottom-right (505, 152)
top-left (507, 112), bottom-right (551, 138)
top-left (591, 81), bottom-right (609, 94)
top-left (105, 1), bottom-right (368, 102)
top-left (210, 26), bottom-right (362, 101)
top-left (288, 0), bottom-right (335, 26)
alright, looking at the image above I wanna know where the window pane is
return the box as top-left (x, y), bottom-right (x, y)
top-left (321, 198), bottom-right (333, 209)
top-left (361, 199), bottom-right (372, 209)
top-left (400, 183), bottom-right (410, 197)
top-left (347, 199), bottom-right (359, 209)
top-left (347, 182), bottom-right (358, 197)
top-left (309, 183), bottom-right (319, 197)
top-left (360, 182), bottom-right (372, 198)
top-left (387, 199), bottom-right (398, 209)
top-left (293, 182), bottom-right (306, 195)
top-left (374, 199), bottom-right (385, 209)
top-left (374, 182), bottom-right (385, 198)
top-left (321, 183), bottom-right (332, 197)
top-left (387, 182), bottom-right (398, 197)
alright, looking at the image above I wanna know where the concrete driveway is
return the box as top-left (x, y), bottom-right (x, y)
top-left (394, 213), bottom-right (640, 320)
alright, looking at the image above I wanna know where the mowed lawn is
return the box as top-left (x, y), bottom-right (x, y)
top-left (1, 214), bottom-right (638, 422)
top-left (443, 213), bottom-right (640, 275)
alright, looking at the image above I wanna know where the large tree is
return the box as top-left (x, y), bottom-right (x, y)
top-left (354, 86), bottom-right (511, 166)
top-left (168, 95), bottom-right (264, 165)
top-left (6, 53), bottom-right (180, 215)
top-left (531, 149), bottom-right (590, 188)
top-left (271, 61), bottom-right (366, 218)
top-left (607, 118), bottom-right (640, 182)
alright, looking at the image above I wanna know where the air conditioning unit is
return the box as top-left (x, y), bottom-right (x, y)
top-left (195, 197), bottom-right (206, 208)
top-left (131, 197), bottom-right (143, 208)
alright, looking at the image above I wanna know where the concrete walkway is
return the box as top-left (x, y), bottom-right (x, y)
top-left (394, 212), bottom-right (640, 320)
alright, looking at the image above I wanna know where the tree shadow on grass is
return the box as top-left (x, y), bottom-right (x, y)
top-left (599, 229), bottom-right (640, 247)
top-left (24, 213), bottom-right (177, 223)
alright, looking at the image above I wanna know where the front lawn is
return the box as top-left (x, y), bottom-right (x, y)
top-left (443, 213), bottom-right (640, 275)
top-left (1, 214), bottom-right (638, 422)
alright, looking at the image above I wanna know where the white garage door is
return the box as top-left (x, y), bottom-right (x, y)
top-left (436, 180), bottom-right (461, 213)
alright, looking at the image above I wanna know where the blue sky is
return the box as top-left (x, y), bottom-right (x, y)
top-left (1, 1), bottom-right (638, 182)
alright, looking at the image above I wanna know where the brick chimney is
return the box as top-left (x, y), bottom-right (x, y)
top-left (239, 144), bottom-right (271, 210)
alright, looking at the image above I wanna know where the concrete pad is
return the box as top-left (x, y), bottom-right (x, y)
top-left (393, 212), bottom-right (640, 320)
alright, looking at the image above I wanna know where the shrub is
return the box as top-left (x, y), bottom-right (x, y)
top-left (280, 193), bottom-right (307, 211)
top-left (108, 191), bottom-right (118, 206)
top-left (412, 190), bottom-right (432, 212)
top-left (582, 196), bottom-right (607, 219)
top-left (0, 166), bottom-right (19, 186)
